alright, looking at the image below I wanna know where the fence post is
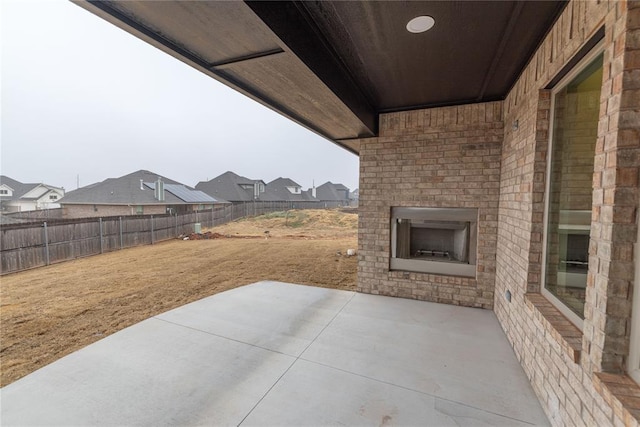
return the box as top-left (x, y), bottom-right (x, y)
top-left (150, 215), bottom-right (154, 245)
top-left (43, 222), bottom-right (50, 266)
top-left (99, 218), bottom-right (104, 254)
top-left (119, 217), bottom-right (123, 249)
top-left (175, 213), bottom-right (178, 237)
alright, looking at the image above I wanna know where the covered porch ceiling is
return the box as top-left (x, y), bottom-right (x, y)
top-left (75, 1), bottom-right (567, 154)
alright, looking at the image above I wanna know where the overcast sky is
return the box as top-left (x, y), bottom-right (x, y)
top-left (1, 0), bottom-right (359, 193)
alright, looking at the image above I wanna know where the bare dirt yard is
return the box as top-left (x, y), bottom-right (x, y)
top-left (0, 209), bottom-right (358, 387)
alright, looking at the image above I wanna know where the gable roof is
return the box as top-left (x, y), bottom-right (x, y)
top-left (315, 181), bottom-right (350, 201)
top-left (266, 177), bottom-right (318, 202)
top-left (269, 177), bottom-right (300, 188)
top-left (60, 170), bottom-right (223, 205)
top-left (196, 171), bottom-right (279, 202)
top-left (0, 176), bottom-right (64, 201)
top-left (21, 184), bottom-right (64, 201)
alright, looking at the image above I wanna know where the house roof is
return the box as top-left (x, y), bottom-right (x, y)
top-left (315, 182), bottom-right (350, 202)
top-left (196, 171), bottom-right (279, 203)
top-left (0, 175), bottom-right (27, 200)
top-left (266, 177), bottom-right (318, 202)
top-left (0, 176), bottom-right (64, 201)
top-left (59, 170), bottom-right (224, 205)
top-left (1, 176), bottom-right (35, 200)
top-left (75, 1), bottom-right (566, 154)
top-left (269, 177), bottom-right (300, 189)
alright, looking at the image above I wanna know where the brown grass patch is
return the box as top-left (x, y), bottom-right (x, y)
top-left (0, 209), bottom-right (358, 386)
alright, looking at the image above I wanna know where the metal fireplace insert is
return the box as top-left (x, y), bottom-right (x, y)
top-left (390, 207), bottom-right (478, 277)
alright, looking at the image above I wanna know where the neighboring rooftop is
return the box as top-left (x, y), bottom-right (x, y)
top-left (196, 171), bottom-right (279, 203)
top-left (315, 182), bottom-right (350, 202)
top-left (60, 170), bottom-right (224, 205)
top-left (0, 176), bottom-right (63, 202)
top-left (266, 177), bottom-right (318, 202)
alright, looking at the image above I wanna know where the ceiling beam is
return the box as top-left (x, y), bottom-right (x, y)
top-left (244, 0), bottom-right (378, 138)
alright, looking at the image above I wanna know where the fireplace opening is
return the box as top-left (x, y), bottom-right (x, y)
top-left (390, 207), bottom-right (478, 277)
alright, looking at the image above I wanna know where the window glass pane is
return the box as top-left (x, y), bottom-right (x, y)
top-left (544, 53), bottom-right (603, 319)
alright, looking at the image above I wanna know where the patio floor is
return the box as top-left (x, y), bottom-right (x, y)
top-left (1, 281), bottom-right (549, 426)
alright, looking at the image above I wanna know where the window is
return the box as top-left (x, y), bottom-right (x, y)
top-left (49, 195), bottom-right (58, 200)
top-left (541, 45), bottom-right (604, 328)
top-left (136, 205), bottom-right (143, 214)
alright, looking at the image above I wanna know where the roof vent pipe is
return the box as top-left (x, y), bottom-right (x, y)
top-left (140, 179), bottom-right (144, 190)
top-left (155, 177), bottom-right (165, 201)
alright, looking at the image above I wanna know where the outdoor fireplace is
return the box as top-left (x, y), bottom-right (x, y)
top-left (390, 207), bottom-right (478, 277)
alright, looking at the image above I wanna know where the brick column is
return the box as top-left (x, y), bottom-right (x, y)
top-left (585, 2), bottom-right (640, 374)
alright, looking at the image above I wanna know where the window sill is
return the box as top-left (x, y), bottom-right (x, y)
top-left (524, 293), bottom-right (582, 363)
top-left (593, 373), bottom-right (640, 424)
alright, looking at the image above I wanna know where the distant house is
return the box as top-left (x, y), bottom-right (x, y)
top-left (196, 171), bottom-right (279, 203)
top-left (315, 182), bottom-right (351, 207)
top-left (0, 176), bottom-right (65, 213)
top-left (266, 178), bottom-right (318, 204)
top-left (59, 170), bottom-right (226, 218)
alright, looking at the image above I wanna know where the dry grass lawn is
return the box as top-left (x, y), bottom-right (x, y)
top-left (0, 209), bottom-right (358, 387)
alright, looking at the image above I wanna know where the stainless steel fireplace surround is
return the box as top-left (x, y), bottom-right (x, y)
top-left (390, 207), bottom-right (478, 277)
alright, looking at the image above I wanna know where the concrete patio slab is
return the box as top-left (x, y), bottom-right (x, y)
top-left (1, 281), bottom-right (549, 426)
top-left (157, 282), bottom-right (354, 357)
top-left (300, 293), bottom-right (542, 423)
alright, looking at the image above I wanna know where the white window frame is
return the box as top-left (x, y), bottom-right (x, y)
top-left (629, 213), bottom-right (640, 384)
top-left (540, 41), bottom-right (604, 330)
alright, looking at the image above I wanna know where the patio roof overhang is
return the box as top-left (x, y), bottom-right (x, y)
top-left (74, 1), bottom-right (567, 154)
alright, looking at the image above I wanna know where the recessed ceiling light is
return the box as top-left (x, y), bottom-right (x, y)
top-left (406, 15), bottom-right (435, 33)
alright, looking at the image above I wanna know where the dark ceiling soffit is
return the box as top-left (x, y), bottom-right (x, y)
top-left (380, 1), bottom-right (569, 115)
top-left (210, 49), bottom-right (286, 70)
top-left (476, 2), bottom-right (524, 101)
top-left (81, 1), bottom-right (360, 156)
top-left (545, 26), bottom-right (605, 89)
top-left (244, 0), bottom-right (378, 137)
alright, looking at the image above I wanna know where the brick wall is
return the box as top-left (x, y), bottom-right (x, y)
top-left (358, 101), bottom-right (503, 309)
top-left (493, 1), bottom-right (640, 425)
top-left (357, 1), bottom-right (640, 424)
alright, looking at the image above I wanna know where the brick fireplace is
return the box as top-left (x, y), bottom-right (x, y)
top-left (358, 101), bottom-right (503, 309)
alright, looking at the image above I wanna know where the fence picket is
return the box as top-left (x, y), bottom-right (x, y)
top-left (0, 201), bottom-right (346, 274)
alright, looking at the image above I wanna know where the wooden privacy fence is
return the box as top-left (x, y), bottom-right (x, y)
top-left (0, 201), bottom-right (325, 274)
